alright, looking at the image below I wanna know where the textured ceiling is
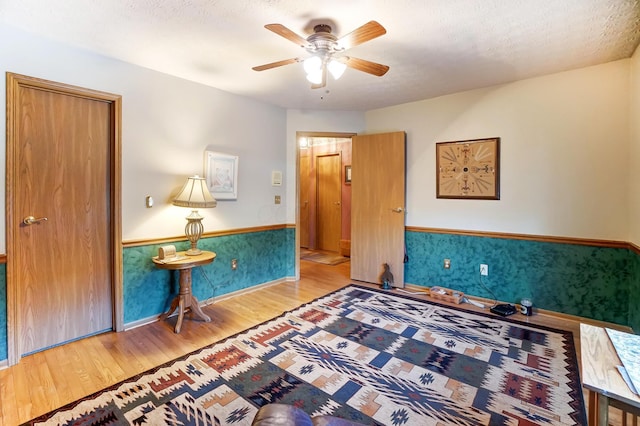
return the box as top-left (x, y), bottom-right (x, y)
top-left (2, 0), bottom-right (640, 111)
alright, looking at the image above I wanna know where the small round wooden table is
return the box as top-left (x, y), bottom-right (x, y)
top-left (152, 250), bottom-right (216, 333)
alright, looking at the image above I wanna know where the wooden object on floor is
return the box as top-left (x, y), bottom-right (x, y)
top-left (610, 398), bottom-right (640, 426)
top-left (427, 286), bottom-right (464, 304)
top-left (153, 251), bottom-right (216, 333)
top-left (580, 323), bottom-right (640, 426)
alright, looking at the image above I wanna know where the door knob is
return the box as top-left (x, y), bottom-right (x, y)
top-left (334, 201), bottom-right (341, 205)
top-left (23, 216), bottom-right (48, 225)
top-left (391, 207), bottom-right (405, 213)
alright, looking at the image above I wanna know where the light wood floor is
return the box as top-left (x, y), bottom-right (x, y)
top-left (0, 259), bottom-right (628, 425)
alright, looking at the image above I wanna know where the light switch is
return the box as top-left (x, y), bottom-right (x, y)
top-left (146, 195), bottom-right (154, 208)
top-left (275, 195), bottom-right (281, 204)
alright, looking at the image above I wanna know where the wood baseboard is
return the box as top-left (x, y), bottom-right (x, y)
top-left (339, 239), bottom-right (351, 257)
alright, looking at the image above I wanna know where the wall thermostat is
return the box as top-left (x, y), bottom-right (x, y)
top-left (272, 170), bottom-right (282, 186)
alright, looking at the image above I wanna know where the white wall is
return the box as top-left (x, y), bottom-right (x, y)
top-left (366, 61), bottom-right (631, 241)
top-left (285, 109), bottom-right (365, 224)
top-left (630, 46), bottom-right (640, 247)
top-left (0, 23), bottom-right (287, 248)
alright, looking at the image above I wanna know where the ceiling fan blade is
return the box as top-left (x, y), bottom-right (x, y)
top-left (265, 24), bottom-right (310, 48)
top-left (345, 57), bottom-right (389, 76)
top-left (252, 58), bottom-right (300, 71)
top-left (337, 21), bottom-right (386, 50)
top-left (310, 69), bottom-right (327, 89)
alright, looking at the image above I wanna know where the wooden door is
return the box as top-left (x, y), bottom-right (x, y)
top-left (6, 74), bottom-right (122, 362)
top-left (299, 152), bottom-right (311, 248)
top-left (351, 132), bottom-right (406, 286)
top-left (316, 154), bottom-right (341, 252)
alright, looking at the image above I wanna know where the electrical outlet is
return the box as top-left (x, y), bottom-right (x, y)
top-left (444, 259), bottom-right (451, 269)
top-left (231, 258), bottom-right (238, 270)
top-left (480, 264), bottom-right (488, 276)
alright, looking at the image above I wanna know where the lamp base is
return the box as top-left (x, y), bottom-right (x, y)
top-left (184, 210), bottom-right (204, 256)
top-left (185, 247), bottom-right (202, 256)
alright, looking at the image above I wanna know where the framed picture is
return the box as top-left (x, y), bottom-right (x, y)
top-left (345, 165), bottom-right (352, 184)
top-left (204, 151), bottom-right (238, 200)
top-left (436, 137), bottom-right (500, 199)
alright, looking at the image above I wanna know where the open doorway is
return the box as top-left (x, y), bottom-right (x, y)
top-left (295, 131), bottom-right (407, 285)
top-left (297, 132), bottom-right (354, 268)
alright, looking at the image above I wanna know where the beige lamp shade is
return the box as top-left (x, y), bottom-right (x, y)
top-left (173, 175), bottom-right (216, 255)
top-left (172, 175), bottom-right (217, 208)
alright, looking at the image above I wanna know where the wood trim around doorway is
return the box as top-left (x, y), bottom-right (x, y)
top-left (295, 131), bottom-right (356, 280)
top-left (5, 73), bottom-right (123, 365)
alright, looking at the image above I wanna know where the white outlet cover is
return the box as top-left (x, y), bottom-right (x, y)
top-left (480, 264), bottom-right (488, 275)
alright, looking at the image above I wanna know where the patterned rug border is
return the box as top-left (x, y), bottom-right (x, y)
top-left (24, 283), bottom-right (587, 425)
top-left (361, 284), bottom-right (580, 336)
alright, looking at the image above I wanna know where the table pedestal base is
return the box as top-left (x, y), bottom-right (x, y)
top-left (160, 268), bottom-right (211, 333)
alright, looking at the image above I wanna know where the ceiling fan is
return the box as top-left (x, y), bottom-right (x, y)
top-left (252, 21), bottom-right (389, 89)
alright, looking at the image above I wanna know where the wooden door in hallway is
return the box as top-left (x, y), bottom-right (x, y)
top-left (6, 74), bottom-right (122, 363)
top-left (299, 152), bottom-right (311, 248)
top-left (351, 131), bottom-right (406, 286)
top-left (316, 154), bottom-right (341, 252)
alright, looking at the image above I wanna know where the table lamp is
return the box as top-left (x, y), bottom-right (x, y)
top-left (172, 175), bottom-right (217, 255)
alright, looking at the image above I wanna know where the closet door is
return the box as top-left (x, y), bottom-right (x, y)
top-left (7, 73), bottom-right (121, 362)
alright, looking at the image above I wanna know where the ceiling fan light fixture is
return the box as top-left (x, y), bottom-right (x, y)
top-left (303, 55), bottom-right (322, 74)
top-left (306, 68), bottom-right (324, 84)
top-left (327, 59), bottom-right (347, 80)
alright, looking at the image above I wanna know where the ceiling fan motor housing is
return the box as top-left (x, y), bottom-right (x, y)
top-left (307, 24), bottom-right (342, 55)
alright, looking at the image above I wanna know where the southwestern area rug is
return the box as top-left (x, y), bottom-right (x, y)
top-left (24, 285), bottom-right (586, 425)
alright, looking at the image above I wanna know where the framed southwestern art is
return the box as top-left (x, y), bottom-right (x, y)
top-left (436, 137), bottom-right (500, 199)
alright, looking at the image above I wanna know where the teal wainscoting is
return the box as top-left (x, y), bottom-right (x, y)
top-left (630, 249), bottom-right (640, 331)
top-left (124, 228), bottom-right (295, 324)
top-left (0, 263), bottom-right (6, 360)
top-left (405, 231), bottom-right (634, 328)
